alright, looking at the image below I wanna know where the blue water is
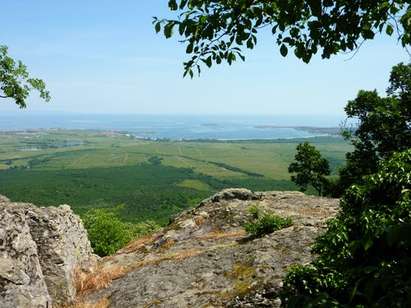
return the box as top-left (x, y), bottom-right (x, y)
top-left (0, 113), bottom-right (344, 140)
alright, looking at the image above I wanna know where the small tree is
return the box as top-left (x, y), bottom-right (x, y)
top-left (0, 45), bottom-right (50, 108)
top-left (288, 142), bottom-right (330, 196)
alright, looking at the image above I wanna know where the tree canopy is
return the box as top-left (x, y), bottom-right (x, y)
top-left (288, 142), bottom-right (330, 196)
top-left (338, 62), bottom-right (411, 191)
top-left (283, 148), bottom-right (411, 307)
top-left (155, 0), bottom-right (411, 76)
top-left (283, 62), bottom-right (411, 307)
top-left (0, 45), bottom-right (50, 108)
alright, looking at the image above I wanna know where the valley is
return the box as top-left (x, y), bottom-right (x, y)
top-left (0, 129), bottom-right (351, 225)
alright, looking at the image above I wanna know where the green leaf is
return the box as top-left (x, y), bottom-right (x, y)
top-left (227, 52), bottom-right (236, 65)
top-left (280, 44), bottom-right (288, 57)
top-left (363, 238), bottom-right (373, 251)
top-left (386, 24), bottom-right (394, 36)
top-left (186, 43), bottom-right (193, 54)
top-left (164, 24), bottom-right (173, 38)
top-left (179, 0), bottom-right (188, 9)
top-left (168, 0), bottom-right (178, 10)
top-left (205, 56), bottom-right (212, 68)
top-left (155, 22), bottom-right (161, 34)
top-left (178, 22), bottom-right (185, 35)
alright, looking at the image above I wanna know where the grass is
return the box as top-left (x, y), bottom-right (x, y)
top-left (177, 179), bottom-right (211, 191)
top-left (75, 265), bottom-right (126, 296)
top-left (0, 130), bottom-right (351, 226)
top-left (244, 205), bottom-right (293, 238)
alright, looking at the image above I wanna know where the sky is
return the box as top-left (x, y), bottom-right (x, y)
top-left (0, 0), bottom-right (409, 117)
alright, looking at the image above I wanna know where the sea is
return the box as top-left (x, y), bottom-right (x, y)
top-left (0, 113), bottom-right (345, 140)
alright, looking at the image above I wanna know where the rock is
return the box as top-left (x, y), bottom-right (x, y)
top-left (0, 195), bottom-right (10, 203)
top-left (209, 188), bottom-right (261, 203)
top-left (0, 190), bottom-right (339, 307)
top-left (81, 190), bottom-right (339, 307)
top-left (0, 196), bottom-right (97, 307)
top-left (0, 205), bottom-right (50, 308)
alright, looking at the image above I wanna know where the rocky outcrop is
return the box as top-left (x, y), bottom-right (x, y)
top-left (79, 189), bottom-right (339, 307)
top-left (0, 189), bottom-right (339, 307)
top-left (0, 196), bottom-right (97, 308)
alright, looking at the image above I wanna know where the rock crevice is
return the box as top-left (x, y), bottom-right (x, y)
top-left (0, 196), bottom-right (96, 308)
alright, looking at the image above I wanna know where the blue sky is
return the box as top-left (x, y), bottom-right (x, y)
top-left (0, 0), bottom-right (409, 116)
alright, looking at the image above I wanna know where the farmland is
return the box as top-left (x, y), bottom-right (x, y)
top-left (0, 130), bottom-right (351, 225)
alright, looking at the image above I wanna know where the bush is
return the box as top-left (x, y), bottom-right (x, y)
top-left (282, 149), bottom-right (411, 307)
top-left (244, 206), bottom-right (292, 238)
top-left (82, 207), bottom-right (159, 257)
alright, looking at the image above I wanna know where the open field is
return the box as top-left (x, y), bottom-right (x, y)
top-left (0, 130), bottom-right (352, 224)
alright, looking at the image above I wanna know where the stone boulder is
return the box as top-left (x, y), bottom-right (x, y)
top-left (0, 196), bottom-right (97, 308)
top-left (80, 189), bottom-right (339, 307)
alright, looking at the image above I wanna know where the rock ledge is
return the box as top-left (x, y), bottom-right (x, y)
top-left (81, 189), bottom-right (339, 307)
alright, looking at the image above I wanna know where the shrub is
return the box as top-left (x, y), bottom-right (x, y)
top-left (82, 207), bottom-right (159, 257)
top-left (282, 149), bottom-right (411, 307)
top-left (244, 206), bottom-right (292, 238)
top-left (247, 204), bottom-right (262, 219)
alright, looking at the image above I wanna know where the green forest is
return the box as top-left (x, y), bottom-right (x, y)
top-left (0, 131), bottom-right (350, 225)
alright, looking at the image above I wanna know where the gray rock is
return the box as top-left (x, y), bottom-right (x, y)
top-left (0, 190), bottom-right (339, 307)
top-left (0, 196), bottom-right (97, 307)
top-left (0, 205), bottom-right (50, 308)
top-left (0, 195), bottom-right (10, 203)
top-left (83, 190), bottom-right (339, 307)
top-left (209, 188), bottom-right (262, 203)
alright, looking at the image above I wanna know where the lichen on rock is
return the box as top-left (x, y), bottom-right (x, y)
top-left (0, 196), bottom-right (97, 308)
top-left (0, 189), bottom-right (339, 307)
top-left (80, 189), bottom-right (339, 307)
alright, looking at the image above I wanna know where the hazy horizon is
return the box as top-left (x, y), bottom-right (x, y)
top-left (1, 0), bottom-right (409, 116)
top-left (0, 113), bottom-right (347, 141)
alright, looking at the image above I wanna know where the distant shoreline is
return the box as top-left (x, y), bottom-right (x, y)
top-left (0, 128), bottom-right (343, 142)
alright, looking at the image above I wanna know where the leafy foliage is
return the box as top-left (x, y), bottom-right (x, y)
top-left (0, 45), bottom-right (50, 108)
top-left (288, 142), bottom-right (330, 195)
top-left (82, 206), bottom-right (160, 256)
top-left (244, 205), bottom-right (292, 238)
top-left (282, 149), bottom-right (411, 307)
top-left (339, 62), bottom-right (411, 192)
top-left (82, 207), bottom-right (135, 256)
top-left (155, 1), bottom-right (411, 76)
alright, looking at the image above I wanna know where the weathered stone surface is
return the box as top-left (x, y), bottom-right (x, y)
top-left (81, 189), bottom-right (339, 307)
top-left (0, 196), bottom-right (96, 307)
top-left (0, 199), bottom-right (50, 308)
